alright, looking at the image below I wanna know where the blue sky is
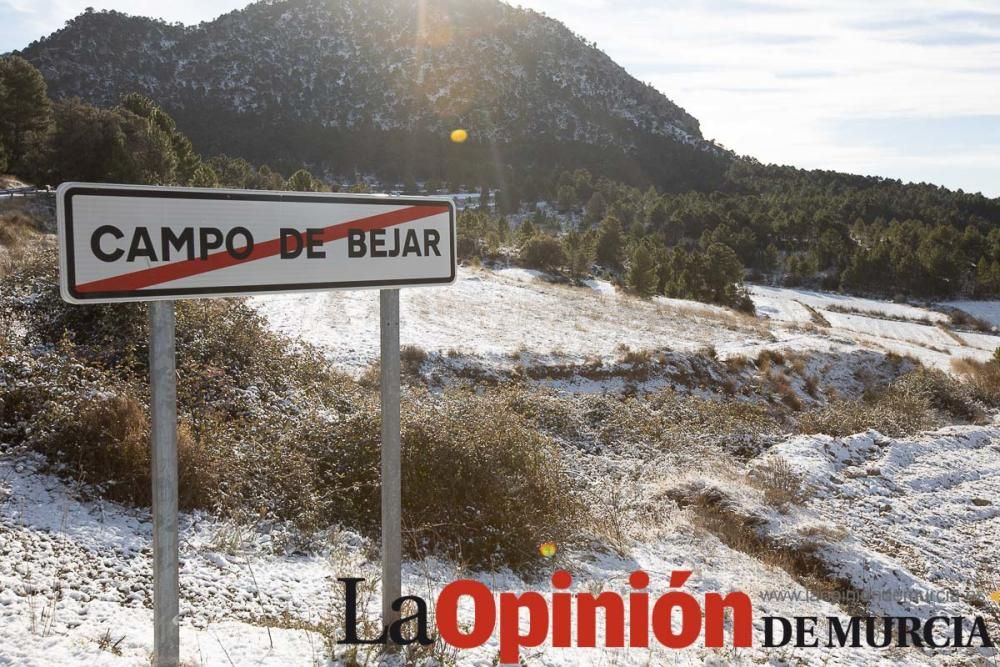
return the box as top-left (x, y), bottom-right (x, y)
top-left (2, 0), bottom-right (999, 197)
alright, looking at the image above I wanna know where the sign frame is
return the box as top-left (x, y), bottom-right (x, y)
top-left (57, 182), bottom-right (457, 304)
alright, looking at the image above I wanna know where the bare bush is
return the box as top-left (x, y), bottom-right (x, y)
top-left (750, 457), bottom-right (812, 511)
top-left (318, 389), bottom-right (585, 569)
top-left (400, 344), bottom-right (428, 376)
top-left (669, 480), bottom-right (863, 613)
top-left (951, 357), bottom-right (1000, 408)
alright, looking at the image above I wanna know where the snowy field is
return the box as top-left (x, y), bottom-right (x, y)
top-left (253, 267), bottom-right (1000, 373)
top-left (4, 265), bottom-right (1000, 665)
top-left (3, 426), bottom-right (997, 665)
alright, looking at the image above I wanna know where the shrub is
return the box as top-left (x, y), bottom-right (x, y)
top-left (797, 368), bottom-right (964, 437)
top-left (0, 207), bottom-right (46, 277)
top-left (750, 457), bottom-right (812, 511)
top-left (617, 346), bottom-right (652, 365)
top-left (594, 389), bottom-right (781, 457)
top-left (0, 209), bottom-right (39, 248)
top-left (952, 357), bottom-right (1000, 408)
top-left (400, 345), bottom-right (428, 376)
top-left (31, 393), bottom-right (216, 510)
top-left (756, 349), bottom-right (785, 369)
top-left (519, 234), bottom-right (564, 272)
top-left (889, 366), bottom-right (983, 422)
top-left (3, 244), bottom-right (584, 569)
top-left (948, 309), bottom-right (994, 333)
top-left (315, 390), bottom-right (585, 569)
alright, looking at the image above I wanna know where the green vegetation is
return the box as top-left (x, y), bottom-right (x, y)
top-left (537, 164), bottom-right (1000, 301)
top-left (0, 56), bottom-right (50, 172)
top-left (0, 55), bottom-right (320, 193)
top-left (455, 160), bottom-right (1000, 308)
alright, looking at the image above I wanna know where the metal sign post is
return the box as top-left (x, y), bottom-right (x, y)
top-left (380, 289), bottom-right (402, 640)
top-left (149, 300), bottom-right (180, 667)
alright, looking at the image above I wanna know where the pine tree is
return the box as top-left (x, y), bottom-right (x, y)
top-left (702, 242), bottom-right (744, 304)
top-left (495, 216), bottom-right (510, 244)
top-left (646, 197), bottom-right (668, 229)
top-left (556, 184), bottom-right (576, 212)
top-left (252, 165), bottom-right (284, 190)
top-left (286, 169), bottom-right (317, 192)
top-left (583, 191), bottom-right (606, 228)
top-left (596, 215), bottom-right (624, 270)
top-left (762, 243), bottom-right (780, 274)
top-left (626, 243), bottom-right (657, 297)
top-left (190, 163), bottom-right (219, 188)
top-left (118, 92), bottom-right (200, 184)
top-left (38, 98), bottom-right (178, 185)
top-left (562, 230), bottom-right (596, 282)
top-left (516, 218), bottom-right (537, 248)
top-left (0, 56), bottom-right (51, 170)
top-left (520, 234), bottom-right (564, 272)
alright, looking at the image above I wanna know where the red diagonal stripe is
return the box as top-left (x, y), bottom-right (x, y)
top-left (75, 204), bottom-right (450, 293)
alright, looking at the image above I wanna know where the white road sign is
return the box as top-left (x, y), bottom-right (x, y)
top-left (57, 183), bottom-right (457, 304)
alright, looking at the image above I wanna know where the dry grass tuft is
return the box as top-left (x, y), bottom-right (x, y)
top-left (0, 207), bottom-right (46, 278)
top-left (798, 367), bottom-right (982, 437)
top-left (803, 375), bottom-right (820, 398)
top-left (947, 309), bottom-right (995, 333)
top-left (750, 457), bottom-right (812, 511)
top-left (669, 480), bottom-right (863, 613)
top-left (951, 357), bottom-right (1000, 408)
top-left (400, 344), bottom-right (428, 376)
top-left (725, 355), bottom-right (750, 373)
top-left (756, 349), bottom-right (785, 374)
top-left (617, 346), bottom-right (652, 365)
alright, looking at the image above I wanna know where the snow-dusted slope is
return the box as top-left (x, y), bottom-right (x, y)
top-left (5, 442), bottom-right (992, 666)
top-left (252, 268), bottom-right (1000, 373)
top-left (252, 267), bottom-right (775, 371)
top-left (5, 265), bottom-right (1000, 665)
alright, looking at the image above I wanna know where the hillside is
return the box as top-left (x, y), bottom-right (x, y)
top-left (14, 0), bottom-right (726, 191)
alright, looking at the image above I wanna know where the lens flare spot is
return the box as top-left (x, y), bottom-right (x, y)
top-left (539, 541), bottom-right (557, 558)
top-left (450, 128), bottom-right (469, 143)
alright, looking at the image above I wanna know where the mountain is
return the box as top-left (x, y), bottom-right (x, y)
top-left (15, 0), bottom-right (728, 192)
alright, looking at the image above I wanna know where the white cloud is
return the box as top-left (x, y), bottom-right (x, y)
top-left (518, 0), bottom-right (1000, 195)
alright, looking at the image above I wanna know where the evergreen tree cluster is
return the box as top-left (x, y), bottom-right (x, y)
top-left (529, 164), bottom-right (1000, 301)
top-left (0, 56), bottom-right (324, 193)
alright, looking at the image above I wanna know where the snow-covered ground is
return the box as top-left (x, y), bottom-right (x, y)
top-left (252, 268), bottom-right (1000, 373)
top-left (4, 429), bottom-right (997, 666)
top-left (252, 267), bottom-right (778, 372)
top-left (765, 424), bottom-right (1000, 613)
top-left (947, 300), bottom-right (1000, 328)
top-left (5, 266), bottom-right (1000, 665)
